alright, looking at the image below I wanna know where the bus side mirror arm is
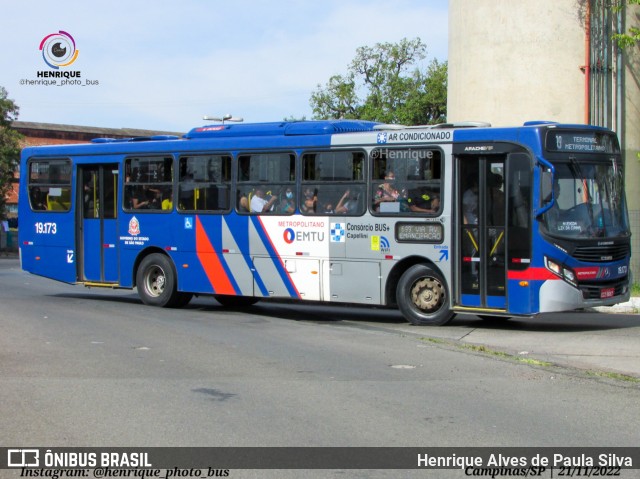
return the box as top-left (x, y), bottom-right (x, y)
top-left (534, 157), bottom-right (556, 218)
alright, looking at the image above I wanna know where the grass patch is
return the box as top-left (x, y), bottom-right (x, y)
top-left (631, 283), bottom-right (640, 297)
top-left (462, 344), bottom-right (554, 366)
top-left (421, 337), bottom-right (447, 345)
top-left (420, 337), bottom-right (640, 384)
top-left (586, 370), bottom-right (640, 383)
top-left (420, 337), bottom-right (553, 367)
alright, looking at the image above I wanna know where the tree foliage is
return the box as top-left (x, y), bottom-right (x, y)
top-left (612, 0), bottom-right (640, 48)
top-left (310, 38), bottom-right (447, 125)
top-left (0, 87), bottom-right (22, 219)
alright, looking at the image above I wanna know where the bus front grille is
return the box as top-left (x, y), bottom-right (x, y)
top-left (572, 244), bottom-right (630, 263)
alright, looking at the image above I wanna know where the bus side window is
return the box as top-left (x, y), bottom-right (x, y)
top-left (370, 148), bottom-right (442, 215)
top-left (177, 153), bottom-right (231, 211)
top-left (237, 152), bottom-right (295, 215)
top-left (301, 150), bottom-right (365, 216)
top-left (124, 156), bottom-right (173, 212)
top-left (28, 160), bottom-right (72, 212)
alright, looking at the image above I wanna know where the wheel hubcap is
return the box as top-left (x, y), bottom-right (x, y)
top-left (410, 277), bottom-right (444, 312)
top-left (145, 266), bottom-right (165, 297)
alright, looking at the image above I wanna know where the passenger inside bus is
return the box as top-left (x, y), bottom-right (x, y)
top-left (250, 187), bottom-right (278, 213)
top-left (300, 187), bottom-right (317, 213)
top-left (462, 177), bottom-right (479, 224)
top-left (161, 189), bottom-right (173, 211)
top-left (407, 188), bottom-right (440, 213)
top-left (30, 187), bottom-right (47, 210)
top-left (279, 187), bottom-right (295, 214)
top-left (322, 202), bottom-right (334, 214)
top-left (132, 186), bottom-right (158, 209)
top-left (374, 170), bottom-right (400, 211)
top-left (335, 189), bottom-right (359, 214)
top-left (488, 173), bottom-right (504, 224)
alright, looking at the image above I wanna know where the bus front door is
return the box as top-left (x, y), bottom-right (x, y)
top-left (77, 164), bottom-right (119, 283)
top-left (457, 156), bottom-right (507, 310)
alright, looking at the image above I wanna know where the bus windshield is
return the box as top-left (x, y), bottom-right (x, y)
top-left (542, 158), bottom-right (629, 239)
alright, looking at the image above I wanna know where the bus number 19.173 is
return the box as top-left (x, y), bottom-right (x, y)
top-left (35, 222), bottom-right (57, 234)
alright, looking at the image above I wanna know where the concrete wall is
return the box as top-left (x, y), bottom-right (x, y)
top-left (623, 3), bottom-right (640, 278)
top-left (448, 0), bottom-right (587, 126)
top-left (449, 0), bottom-right (640, 279)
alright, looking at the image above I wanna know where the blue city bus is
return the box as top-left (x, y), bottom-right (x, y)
top-left (18, 120), bottom-right (631, 325)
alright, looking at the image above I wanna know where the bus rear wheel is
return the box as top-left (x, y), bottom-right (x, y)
top-left (396, 264), bottom-right (453, 326)
top-left (136, 253), bottom-right (180, 307)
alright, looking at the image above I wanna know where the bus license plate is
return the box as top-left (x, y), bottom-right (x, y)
top-left (600, 288), bottom-right (615, 299)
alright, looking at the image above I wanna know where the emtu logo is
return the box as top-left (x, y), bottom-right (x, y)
top-left (39, 30), bottom-right (79, 69)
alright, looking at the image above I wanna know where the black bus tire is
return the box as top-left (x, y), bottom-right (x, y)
top-left (396, 264), bottom-right (453, 326)
top-left (214, 295), bottom-right (260, 308)
top-left (173, 292), bottom-right (193, 308)
top-left (136, 253), bottom-right (179, 307)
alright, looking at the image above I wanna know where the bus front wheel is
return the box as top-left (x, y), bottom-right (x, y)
top-left (396, 264), bottom-right (453, 326)
top-left (136, 253), bottom-right (180, 307)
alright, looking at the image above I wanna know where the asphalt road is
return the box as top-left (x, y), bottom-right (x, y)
top-left (1, 258), bottom-right (639, 478)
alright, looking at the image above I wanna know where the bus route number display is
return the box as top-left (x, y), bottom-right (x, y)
top-left (546, 131), bottom-right (618, 154)
top-left (395, 222), bottom-right (443, 243)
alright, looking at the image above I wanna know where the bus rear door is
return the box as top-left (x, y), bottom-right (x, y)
top-left (77, 164), bottom-right (119, 283)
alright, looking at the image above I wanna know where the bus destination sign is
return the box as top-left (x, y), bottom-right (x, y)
top-left (395, 222), bottom-right (443, 243)
top-left (546, 131), bottom-right (618, 154)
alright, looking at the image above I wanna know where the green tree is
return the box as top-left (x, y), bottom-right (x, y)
top-left (612, 0), bottom-right (640, 48)
top-left (0, 87), bottom-right (22, 220)
top-left (611, 1), bottom-right (640, 162)
top-left (310, 38), bottom-right (447, 125)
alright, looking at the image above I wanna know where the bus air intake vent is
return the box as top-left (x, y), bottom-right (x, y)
top-left (572, 244), bottom-right (630, 262)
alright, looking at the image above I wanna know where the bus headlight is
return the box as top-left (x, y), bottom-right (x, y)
top-left (545, 257), bottom-right (562, 276)
top-left (544, 256), bottom-right (578, 286)
top-left (545, 256), bottom-right (577, 286)
top-left (562, 267), bottom-right (577, 286)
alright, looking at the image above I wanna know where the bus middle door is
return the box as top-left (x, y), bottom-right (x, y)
top-left (77, 164), bottom-right (119, 283)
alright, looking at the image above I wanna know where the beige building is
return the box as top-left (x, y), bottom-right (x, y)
top-left (448, 0), bottom-right (640, 277)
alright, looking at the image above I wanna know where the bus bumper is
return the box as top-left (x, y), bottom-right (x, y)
top-left (539, 279), bottom-right (631, 313)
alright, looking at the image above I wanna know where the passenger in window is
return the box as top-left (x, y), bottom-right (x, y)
top-left (132, 186), bottom-right (158, 209)
top-left (488, 173), bottom-right (504, 225)
top-left (463, 177), bottom-right (479, 224)
top-left (279, 187), bottom-right (295, 214)
top-left (250, 187), bottom-right (278, 213)
top-left (374, 171), bottom-right (400, 210)
top-left (161, 190), bottom-right (173, 211)
top-left (300, 187), bottom-right (317, 213)
top-left (238, 193), bottom-right (249, 212)
top-left (407, 189), bottom-right (440, 213)
top-left (335, 189), bottom-right (359, 215)
top-left (31, 188), bottom-right (47, 210)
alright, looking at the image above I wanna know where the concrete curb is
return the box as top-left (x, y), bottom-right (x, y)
top-left (592, 297), bottom-right (640, 314)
